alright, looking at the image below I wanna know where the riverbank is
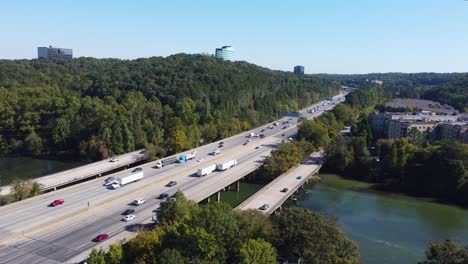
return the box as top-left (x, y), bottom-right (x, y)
top-left (296, 174), bottom-right (468, 264)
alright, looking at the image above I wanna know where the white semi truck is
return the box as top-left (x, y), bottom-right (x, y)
top-left (197, 164), bottom-right (217, 177)
top-left (216, 159), bottom-right (237, 171)
top-left (110, 171), bottom-right (144, 189)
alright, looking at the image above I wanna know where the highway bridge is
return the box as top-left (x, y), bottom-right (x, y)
top-left (0, 92), bottom-right (347, 264)
top-left (236, 151), bottom-right (323, 214)
top-left (0, 150), bottom-right (145, 196)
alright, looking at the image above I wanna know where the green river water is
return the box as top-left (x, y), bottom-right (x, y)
top-left (0, 157), bottom-right (83, 186)
top-left (297, 174), bottom-right (468, 264)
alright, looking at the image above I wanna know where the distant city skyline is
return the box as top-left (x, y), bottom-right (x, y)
top-left (0, 0), bottom-right (467, 74)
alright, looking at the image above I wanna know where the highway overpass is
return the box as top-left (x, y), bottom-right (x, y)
top-left (0, 92), bottom-right (347, 264)
top-left (236, 151), bottom-right (323, 214)
top-left (0, 150), bottom-right (145, 196)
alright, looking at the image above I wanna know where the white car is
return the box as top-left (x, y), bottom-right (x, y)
top-left (110, 157), bottom-right (119, 162)
top-left (122, 215), bottom-right (136, 222)
top-left (132, 198), bottom-right (145, 206)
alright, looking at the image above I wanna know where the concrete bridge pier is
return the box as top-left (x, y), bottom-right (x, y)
top-left (207, 196), bottom-right (211, 203)
top-left (217, 192), bottom-right (221, 203)
top-left (236, 181), bottom-right (240, 192)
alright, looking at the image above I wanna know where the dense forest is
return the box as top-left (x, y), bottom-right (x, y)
top-left (0, 55), bottom-right (339, 161)
top-left (85, 192), bottom-right (359, 264)
top-left (317, 72), bottom-right (468, 112)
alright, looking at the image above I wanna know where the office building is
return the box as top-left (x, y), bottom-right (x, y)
top-left (294, 65), bottom-right (305, 75)
top-left (37, 46), bottom-right (73, 59)
top-left (215, 46), bottom-right (235, 61)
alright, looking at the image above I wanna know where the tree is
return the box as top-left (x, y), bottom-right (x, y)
top-left (11, 179), bottom-right (32, 201)
top-left (272, 207), bottom-right (359, 264)
top-left (236, 210), bottom-right (274, 242)
top-left (159, 191), bottom-right (199, 225)
top-left (24, 131), bottom-right (43, 156)
top-left (189, 202), bottom-right (240, 262)
top-left (407, 127), bottom-right (424, 145)
top-left (239, 239), bottom-right (277, 264)
top-left (157, 248), bottom-right (189, 264)
top-left (419, 240), bottom-right (468, 264)
top-left (30, 181), bottom-right (42, 197)
top-left (105, 244), bottom-right (122, 264)
top-left (298, 120), bottom-right (331, 148)
top-left (86, 248), bottom-right (106, 264)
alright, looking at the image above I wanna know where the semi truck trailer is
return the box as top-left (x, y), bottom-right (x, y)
top-left (197, 164), bottom-right (217, 177)
top-left (216, 159), bottom-right (237, 171)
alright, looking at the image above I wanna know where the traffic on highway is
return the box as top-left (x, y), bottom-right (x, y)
top-left (0, 92), bottom-right (347, 264)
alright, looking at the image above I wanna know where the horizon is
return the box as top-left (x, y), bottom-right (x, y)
top-left (1, 0), bottom-right (467, 74)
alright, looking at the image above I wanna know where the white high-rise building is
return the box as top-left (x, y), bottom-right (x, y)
top-left (215, 46), bottom-right (235, 61)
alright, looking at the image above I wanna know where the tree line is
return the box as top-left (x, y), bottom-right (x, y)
top-left (0, 55), bottom-right (340, 161)
top-left (318, 72), bottom-right (468, 112)
top-left (85, 192), bottom-right (360, 264)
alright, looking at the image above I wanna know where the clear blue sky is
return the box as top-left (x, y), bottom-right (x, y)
top-left (1, 0), bottom-right (467, 73)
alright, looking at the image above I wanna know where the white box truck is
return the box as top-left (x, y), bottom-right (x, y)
top-left (197, 164), bottom-right (217, 177)
top-left (116, 171), bottom-right (144, 186)
top-left (216, 159), bottom-right (237, 171)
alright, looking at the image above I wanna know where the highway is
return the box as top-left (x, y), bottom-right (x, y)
top-left (0, 150), bottom-right (145, 196)
top-left (0, 92), bottom-right (347, 263)
top-left (236, 151), bottom-right (323, 214)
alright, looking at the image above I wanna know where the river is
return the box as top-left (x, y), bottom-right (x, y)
top-left (0, 157), bottom-right (83, 186)
top-left (297, 174), bottom-right (468, 264)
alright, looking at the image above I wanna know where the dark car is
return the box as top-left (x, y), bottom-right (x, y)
top-left (122, 209), bottom-right (135, 215)
top-left (260, 129), bottom-right (265, 132)
top-left (259, 134), bottom-right (265, 138)
top-left (158, 193), bottom-right (169, 199)
top-left (132, 167), bottom-right (143, 173)
top-left (259, 204), bottom-right (270, 210)
top-left (219, 141), bottom-right (224, 145)
top-left (219, 144), bottom-right (224, 148)
top-left (94, 234), bottom-right (109, 242)
top-left (281, 188), bottom-right (289, 193)
top-left (281, 134), bottom-right (285, 137)
top-left (282, 126), bottom-right (287, 129)
top-left (50, 199), bottom-right (64, 207)
top-left (166, 181), bottom-right (177, 187)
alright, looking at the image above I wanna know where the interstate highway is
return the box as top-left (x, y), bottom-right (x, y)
top-left (0, 92), bottom-right (347, 263)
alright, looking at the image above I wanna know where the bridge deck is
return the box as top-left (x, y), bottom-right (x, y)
top-left (0, 150), bottom-right (145, 196)
top-left (236, 151), bottom-right (323, 214)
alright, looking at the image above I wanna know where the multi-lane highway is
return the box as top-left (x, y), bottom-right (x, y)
top-left (0, 92), bottom-right (347, 263)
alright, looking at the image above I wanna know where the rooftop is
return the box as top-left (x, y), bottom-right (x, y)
top-left (385, 99), bottom-right (458, 115)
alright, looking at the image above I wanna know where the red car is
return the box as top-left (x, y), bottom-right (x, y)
top-left (50, 199), bottom-right (64, 207)
top-left (94, 234), bottom-right (109, 242)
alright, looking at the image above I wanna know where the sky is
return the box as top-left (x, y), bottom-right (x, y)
top-left (1, 0), bottom-right (467, 74)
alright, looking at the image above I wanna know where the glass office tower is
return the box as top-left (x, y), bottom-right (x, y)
top-left (37, 46), bottom-right (73, 59)
top-left (215, 46), bottom-right (235, 61)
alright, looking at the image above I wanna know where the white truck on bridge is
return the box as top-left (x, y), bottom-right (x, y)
top-left (197, 164), bottom-right (217, 177)
top-left (111, 171), bottom-right (144, 188)
top-left (216, 159), bottom-right (237, 171)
